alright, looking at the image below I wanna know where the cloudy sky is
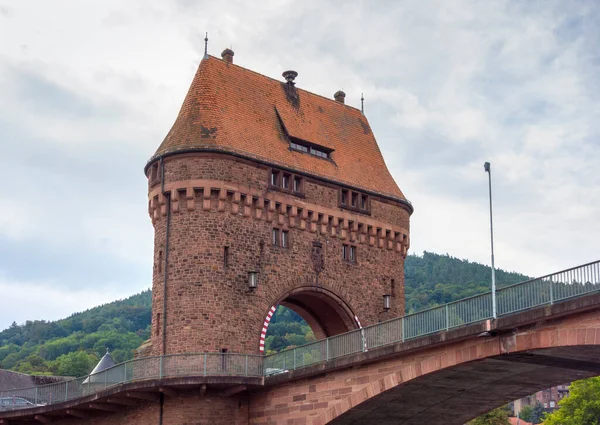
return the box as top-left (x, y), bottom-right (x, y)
top-left (0, 0), bottom-right (598, 330)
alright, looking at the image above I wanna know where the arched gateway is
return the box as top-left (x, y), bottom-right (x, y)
top-left (142, 48), bottom-right (413, 359)
top-left (260, 285), bottom-right (361, 352)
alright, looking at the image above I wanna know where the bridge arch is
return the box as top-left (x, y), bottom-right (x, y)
top-left (259, 285), bottom-right (360, 352)
top-left (249, 300), bottom-right (600, 425)
top-left (309, 309), bottom-right (600, 425)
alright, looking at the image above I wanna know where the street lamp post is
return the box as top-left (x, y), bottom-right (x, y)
top-left (484, 162), bottom-right (497, 319)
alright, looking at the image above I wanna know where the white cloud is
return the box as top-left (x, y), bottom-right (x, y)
top-left (0, 276), bottom-right (146, 330)
top-left (0, 0), bottom-right (598, 328)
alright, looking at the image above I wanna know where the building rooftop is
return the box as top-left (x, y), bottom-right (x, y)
top-left (148, 53), bottom-right (410, 204)
top-left (82, 350), bottom-right (116, 384)
top-left (0, 369), bottom-right (68, 391)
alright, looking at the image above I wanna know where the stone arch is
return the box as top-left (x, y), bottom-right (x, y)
top-left (259, 282), bottom-right (360, 353)
top-left (307, 312), bottom-right (600, 424)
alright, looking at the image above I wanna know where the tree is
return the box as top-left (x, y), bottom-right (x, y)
top-left (529, 401), bottom-right (545, 424)
top-left (545, 377), bottom-right (600, 425)
top-left (519, 405), bottom-right (533, 422)
top-left (468, 407), bottom-right (511, 425)
top-left (53, 351), bottom-right (98, 377)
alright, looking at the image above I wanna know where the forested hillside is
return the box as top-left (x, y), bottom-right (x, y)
top-left (0, 253), bottom-right (531, 375)
top-left (405, 251), bottom-right (530, 313)
top-left (0, 290), bottom-right (151, 376)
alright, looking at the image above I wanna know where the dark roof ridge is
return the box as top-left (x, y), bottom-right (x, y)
top-left (205, 55), bottom-right (364, 114)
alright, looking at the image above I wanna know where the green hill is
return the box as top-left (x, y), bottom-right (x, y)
top-left (0, 290), bottom-right (151, 376)
top-left (405, 251), bottom-right (530, 313)
top-left (0, 253), bottom-right (531, 375)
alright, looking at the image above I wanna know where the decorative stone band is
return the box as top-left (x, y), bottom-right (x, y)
top-left (148, 179), bottom-right (410, 257)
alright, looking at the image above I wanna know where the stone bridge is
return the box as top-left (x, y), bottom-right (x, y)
top-left (253, 292), bottom-right (600, 424)
top-left (1, 260), bottom-right (600, 425)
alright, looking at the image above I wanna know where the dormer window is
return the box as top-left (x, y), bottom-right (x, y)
top-left (310, 147), bottom-right (329, 159)
top-left (290, 141), bottom-right (308, 153)
top-left (289, 137), bottom-right (332, 160)
top-left (271, 170), bottom-right (279, 186)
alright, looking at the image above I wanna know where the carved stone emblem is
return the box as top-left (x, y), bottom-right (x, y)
top-left (310, 241), bottom-right (325, 274)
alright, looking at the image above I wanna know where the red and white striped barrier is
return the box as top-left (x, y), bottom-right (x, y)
top-left (259, 305), bottom-right (277, 353)
top-left (355, 315), bottom-right (367, 352)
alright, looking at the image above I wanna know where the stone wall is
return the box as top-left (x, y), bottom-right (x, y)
top-left (49, 393), bottom-right (247, 425)
top-left (147, 153), bottom-right (411, 355)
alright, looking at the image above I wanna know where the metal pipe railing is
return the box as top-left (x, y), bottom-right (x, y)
top-left (265, 260), bottom-right (600, 371)
top-left (0, 353), bottom-right (263, 410)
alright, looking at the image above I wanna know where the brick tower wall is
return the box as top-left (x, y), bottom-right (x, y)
top-left (148, 153), bottom-right (410, 355)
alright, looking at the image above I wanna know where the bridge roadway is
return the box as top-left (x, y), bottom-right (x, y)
top-left (1, 260), bottom-right (600, 424)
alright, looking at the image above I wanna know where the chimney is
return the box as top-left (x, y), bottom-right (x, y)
top-left (282, 70), bottom-right (298, 85)
top-left (221, 48), bottom-right (234, 64)
top-left (334, 90), bottom-right (346, 104)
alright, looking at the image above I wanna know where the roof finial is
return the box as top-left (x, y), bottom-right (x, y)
top-left (204, 32), bottom-right (209, 59)
top-left (361, 93), bottom-right (364, 114)
top-left (106, 347), bottom-right (110, 354)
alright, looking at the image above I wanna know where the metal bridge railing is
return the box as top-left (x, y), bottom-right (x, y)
top-left (0, 353), bottom-right (263, 410)
top-left (265, 260), bottom-right (600, 372)
top-left (2, 260), bottom-right (599, 411)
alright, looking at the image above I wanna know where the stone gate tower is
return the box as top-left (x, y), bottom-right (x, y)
top-left (144, 49), bottom-right (413, 357)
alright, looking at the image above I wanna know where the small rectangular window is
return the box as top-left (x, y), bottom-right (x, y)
top-left (223, 246), bottom-right (229, 269)
top-left (271, 171), bottom-right (279, 186)
top-left (156, 314), bottom-right (161, 336)
top-left (272, 229), bottom-right (279, 246)
top-left (282, 174), bottom-right (290, 189)
top-left (291, 142), bottom-right (308, 153)
top-left (341, 190), bottom-right (348, 205)
top-left (310, 147), bottom-right (328, 159)
top-left (351, 192), bottom-right (358, 207)
top-left (293, 177), bottom-right (301, 192)
top-left (342, 244), bottom-right (348, 260)
top-left (281, 231), bottom-right (289, 248)
top-left (349, 246), bottom-right (356, 262)
top-left (361, 195), bottom-right (368, 210)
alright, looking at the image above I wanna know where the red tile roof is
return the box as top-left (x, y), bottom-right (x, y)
top-left (509, 417), bottom-right (533, 425)
top-left (150, 55), bottom-right (410, 205)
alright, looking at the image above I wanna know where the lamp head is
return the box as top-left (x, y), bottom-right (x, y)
top-left (484, 162), bottom-right (491, 173)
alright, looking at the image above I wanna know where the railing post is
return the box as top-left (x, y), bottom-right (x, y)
top-left (65, 381), bottom-right (68, 401)
top-left (445, 305), bottom-right (449, 331)
top-left (293, 348), bottom-right (297, 370)
top-left (104, 370), bottom-right (108, 389)
top-left (402, 317), bottom-right (405, 342)
top-left (34, 387), bottom-right (37, 405)
top-left (550, 279), bottom-right (554, 304)
top-left (124, 361), bottom-right (127, 383)
top-left (159, 356), bottom-right (163, 379)
top-left (326, 339), bottom-right (329, 361)
top-left (203, 353), bottom-right (207, 376)
top-left (245, 355), bottom-right (249, 376)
